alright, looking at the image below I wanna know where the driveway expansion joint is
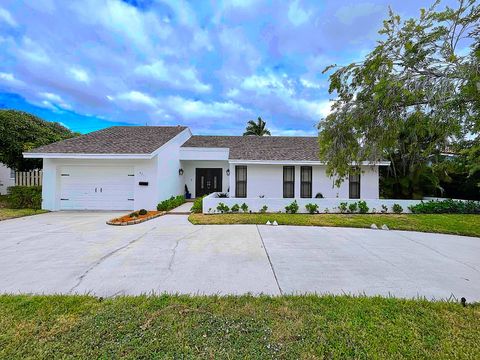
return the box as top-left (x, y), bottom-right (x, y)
top-left (256, 225), bottom-right (283, 295)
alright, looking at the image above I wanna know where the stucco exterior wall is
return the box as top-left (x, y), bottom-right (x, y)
top-left (228, 164), bottom-right (379, 199)
top-left (0, 163), bottom-right (15, 195)
top-left (203, 193), bottom-right (422, 214)
top-left (155, 128), bottom-right (192, 201)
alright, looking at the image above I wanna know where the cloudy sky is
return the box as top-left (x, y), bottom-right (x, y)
top-left (0, 0), bottom-right (458, 135)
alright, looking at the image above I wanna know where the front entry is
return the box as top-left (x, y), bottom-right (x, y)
top-left (195, 168), bottom-right (222, 197)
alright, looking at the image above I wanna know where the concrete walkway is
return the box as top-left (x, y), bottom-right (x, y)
top-left (0, 212), bottom-right (478, 300)
top-left (168, 202), bottom-right (193, 214)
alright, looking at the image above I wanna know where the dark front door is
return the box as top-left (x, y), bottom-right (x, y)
top-left (195, 168), bottom-right (222, 197)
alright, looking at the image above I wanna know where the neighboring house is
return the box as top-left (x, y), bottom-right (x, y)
top-left (0, 163), bottom-right (15, 195)
top-left (24, 126), bottom-right (389, 211)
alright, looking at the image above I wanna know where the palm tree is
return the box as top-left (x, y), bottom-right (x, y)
top-left (243, 117), bottom-right (271, 136)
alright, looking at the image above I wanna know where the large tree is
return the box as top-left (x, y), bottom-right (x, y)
top-left (0, 110), bottom-right (78, 171)
top-left (319, 0), bottom-right (479, 197)
top-left (243, 117), bottom-right (271, 136)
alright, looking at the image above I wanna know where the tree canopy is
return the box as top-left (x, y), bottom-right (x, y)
top-left (243, 117), bottom-right (271, 136)
top-left (319, 0), bottom-right (479, 196)
top-left (0, 110), bottom-right (78, 171)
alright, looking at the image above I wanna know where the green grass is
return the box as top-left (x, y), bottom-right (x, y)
top-left (0, 195), bottom-right (47, 220)
top-left (0, 294), bottom-right (478, 359)
top-left (189, 213), bottom-right (480, 237)
top-left (0, 208), bottom-right (48, 221)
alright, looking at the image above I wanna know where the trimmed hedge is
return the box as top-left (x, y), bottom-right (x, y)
top-left (409, 199), bottom-right (480, 214)
top-left (157, 195), bottom-right (185, 211)
top-left (6, 186), bottom-right (42, 209)
top-left (191, 196), bottom-right (205, 213)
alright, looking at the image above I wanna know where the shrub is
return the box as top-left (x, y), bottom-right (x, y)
top-left (408, 199), bottom-right (480, 214)
top-left (381, 204), bottom-right (388, 213)
top-left (129, 212), bottom-right (139, 218)
top-left (240, 203), bottom-right (249, 213)
top-left (231, 204), bottom-right (240, 213)
top-left (358, 200), bottom-right (369, 214)
top-left (315, 192), bottom-right (324, 198)
top-left (138, 209), bottom-right (147, 215)
top-left (348, 202), bottom-right (358, 213)
top-left (285, 200), bottom-right (299, 214)
top-left (259, 205), bottom-right (268, 213)
top-left (191, 196), bottom-right (205, 213)
top-left (392, 203), bottom-right (403, 214)
top-left (6, 186), bottom-right (42, 209)
top-left (216, 202), bottom-right (229, 213)
top-left (156, 195), bottom-right (185, 211)
top-left (305, 203), bottom-right (319, 214)
top-left (338, 202), bottom-right (348, 213)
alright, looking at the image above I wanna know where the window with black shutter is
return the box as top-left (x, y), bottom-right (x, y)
top-left (235, 166), bottom-right (247, 198)
top-left (349, 171), bottom-right (361, 199)
top-left (300, 166), bottom-right (312, 198)
top-left (283, 166), bottom-right (295, 198)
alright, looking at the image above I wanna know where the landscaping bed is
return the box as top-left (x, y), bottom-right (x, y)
top-left (0, 294), bottom-right (478, 358)
top-left (107, 210), bottom-right (164, 226)
top-left (189, 213), bottom-right (480, 237)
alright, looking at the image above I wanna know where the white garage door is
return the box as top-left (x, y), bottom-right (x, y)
top-left (59, 166), bottom-right (135, 210)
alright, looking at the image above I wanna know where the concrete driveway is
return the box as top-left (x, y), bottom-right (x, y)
top-left (0, 212), bottom-right (479, 300)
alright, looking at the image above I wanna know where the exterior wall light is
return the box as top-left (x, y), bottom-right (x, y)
top-left (226, 169), bottom-right (230, 176)
top-left (179, 168), bottom-right (184, 176)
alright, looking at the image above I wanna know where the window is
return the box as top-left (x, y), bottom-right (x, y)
top-left (300, 166), bottom-right (312, 198)
top-left (10, 169), bottom-right (15, 179)
top-left (283, 166), bottom-right (295, 198)
top-left (235, 166), bottom-right (247, 198)
top-left (349, 171), bottom-right (361, 199)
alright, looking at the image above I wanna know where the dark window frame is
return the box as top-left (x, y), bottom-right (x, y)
top-left (283, 166), bottom-right (295, 198)
top-left (300, 166), bottom-right (312, 198)
top-left (235, 166), bottom-right (247, 198)
top-left (349, 170), bottom-right (361, 199)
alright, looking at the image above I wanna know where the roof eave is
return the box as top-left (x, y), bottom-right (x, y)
top-left (23, 152), bottom-right (153, 160)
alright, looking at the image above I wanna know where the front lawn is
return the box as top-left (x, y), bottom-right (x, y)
top-left (189, 213), bottom-right (480, 237)
top-left (0, 208), bottom-right (48, 221)
top-left (0, 195), bottom-right (47, 220)
top-left (0, 294), bottom-right (478, 358)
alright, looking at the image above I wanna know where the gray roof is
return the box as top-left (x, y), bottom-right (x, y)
top-left (27, 126), bottom-right (187, 154)
top-left (182, 135), bottom-right (320, 161)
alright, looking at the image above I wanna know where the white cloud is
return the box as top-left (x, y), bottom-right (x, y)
top-left (116, 91), bottom-right (158, 108)
top-left (39, 92), bottom-right (72, 110)
top-left (288, 0), bottom-right (312, 26)
top-left (300, 78), bottom-right (325, 89)
top-left (18, 37), bottom-right (50, 64)
top-left (336, 3), bottom-right (383, 25)
top-left (69, 68), bottom-right (90, 83)
top-left (165, 96), bottom-right (249, 119)
top-left (0, 72), bottom-right (24, 87)
top-left (135, 60), bottom-right (211, 93)
top-left (240, 73), bottom-right (295, 96)
top-left (0, 7), bottom-right (17, 27)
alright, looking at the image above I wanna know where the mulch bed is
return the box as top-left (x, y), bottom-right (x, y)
top-left (107, 211), bottom-right (165, 226)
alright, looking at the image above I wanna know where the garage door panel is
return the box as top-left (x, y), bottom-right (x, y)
top-left (60, 166), bottom-right (135, 210)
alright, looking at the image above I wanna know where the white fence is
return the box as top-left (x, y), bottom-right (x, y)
top-left (203, 193), bottom-right (424, 214)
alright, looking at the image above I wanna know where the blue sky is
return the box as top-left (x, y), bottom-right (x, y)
top-left (0, 0), bottom-right (458, 135)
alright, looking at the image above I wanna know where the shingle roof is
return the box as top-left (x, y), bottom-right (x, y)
top-left (26, 126), bottom-right (188, 154)
top-left (182, 135), bottom-right (320, 161)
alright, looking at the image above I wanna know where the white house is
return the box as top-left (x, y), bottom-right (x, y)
top-left (0, 163), bottom-right (15, 195)
top-left (24, 126), bottom-right (390, 211)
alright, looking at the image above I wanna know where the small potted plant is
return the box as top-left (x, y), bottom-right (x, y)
top-left (185, 185), bottom-right (192, 199)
